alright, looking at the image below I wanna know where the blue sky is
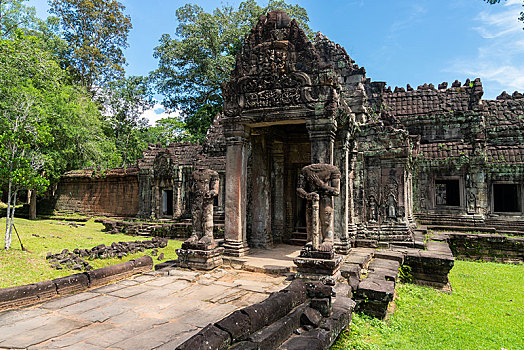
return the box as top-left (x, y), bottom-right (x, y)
top-left (28, 0), bottom-right (524, 122)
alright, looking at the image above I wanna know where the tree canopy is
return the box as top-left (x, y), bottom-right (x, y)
top-left (49, 0), bottom-right (132, 93)
top-left (152, 0), bottom-right (312, 141)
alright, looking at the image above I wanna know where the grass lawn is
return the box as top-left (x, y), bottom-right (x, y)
top-left (0, 217), bottom-right (182, 288)
top-left (332, 260), bottom-right (524, 350)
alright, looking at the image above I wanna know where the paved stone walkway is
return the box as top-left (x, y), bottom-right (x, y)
top-left (0, 268), bottom-right (290, 349)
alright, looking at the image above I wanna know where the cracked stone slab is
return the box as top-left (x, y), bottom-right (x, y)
top-left (1, 317), bottom-right (89, 349)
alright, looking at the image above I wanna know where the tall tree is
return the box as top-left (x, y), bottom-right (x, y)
top-left (48, 0), bottom-right (132, 93)
top-left (0, 33), bottom-right (58, 248)
top-left (0, 0), bottom-right (39, 37)
top-left (102, 76), bottom-right (154, 167)
top-left (152, 0), bottom-right (312, 141)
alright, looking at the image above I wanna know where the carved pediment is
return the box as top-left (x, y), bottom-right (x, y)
top-left (223, 11), bottom-right (335, 118)
top-left (153, 152), bottom-right (174, 179)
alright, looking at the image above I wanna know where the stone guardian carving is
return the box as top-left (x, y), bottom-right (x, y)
top-left (176, 168), bottom-right (224, 270)
top-left (185, 168), bottom-right (220, 248)
top-left (296, 164), bottom-right (341, 252)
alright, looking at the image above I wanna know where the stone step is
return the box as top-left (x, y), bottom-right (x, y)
top-left (288, 238), bottom-right (307, 246)
top-left (291, 232), bottom-right (308, 239)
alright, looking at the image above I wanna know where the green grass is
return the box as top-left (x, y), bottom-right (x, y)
top-left (332, 260), bottom-right (524, 350)
top-left (0, 218), bottom-right (182, 288)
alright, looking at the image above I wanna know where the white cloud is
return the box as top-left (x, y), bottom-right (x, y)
top-left (141, 103), bottom-right (181, 126)
top-left (447, 0), bottom-right (524, 99)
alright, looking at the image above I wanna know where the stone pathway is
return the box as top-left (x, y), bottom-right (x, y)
top-left (0, 268), bottom-right (290, 349)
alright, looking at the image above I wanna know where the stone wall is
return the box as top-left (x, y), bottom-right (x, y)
top-left (54, 168), bottom-right (139, 217)
top-left (433, 232), bottom-right (524, 263)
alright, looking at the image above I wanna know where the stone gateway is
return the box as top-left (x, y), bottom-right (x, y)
top-left (49, 10), bottom-right (524, 255)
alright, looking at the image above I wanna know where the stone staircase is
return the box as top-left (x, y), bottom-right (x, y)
top-left (289, 226), bottom-right (308, 246)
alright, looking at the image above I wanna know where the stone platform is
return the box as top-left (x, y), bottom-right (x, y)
top-left (222, 244), bottom-right (301, 274)
top-left (0, 269), bottom-right (289, 349)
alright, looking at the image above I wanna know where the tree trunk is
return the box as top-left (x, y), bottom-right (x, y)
top-left (29, 190), bottom-right (37, 220)
top-left (8, 191), bottom-right (18, 249)
top-left (4, 179), bottom-right (12, 250)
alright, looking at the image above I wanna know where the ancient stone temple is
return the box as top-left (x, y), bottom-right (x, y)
top-left (51, 10), bottom-right (524, 256)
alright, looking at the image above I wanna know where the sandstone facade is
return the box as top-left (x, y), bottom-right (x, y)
top-left (52, 11), bottom-right (524, 255)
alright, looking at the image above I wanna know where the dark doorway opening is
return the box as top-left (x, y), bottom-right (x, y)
top-left (493, 184), bottom-right (521, 213)
top-left (435, 179), bottom-right (460, 206)
top-left (162, 189), bottom-right (174, 216)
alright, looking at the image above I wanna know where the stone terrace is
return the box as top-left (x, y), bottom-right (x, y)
top-left (0, 269), bottom-right (289, 349)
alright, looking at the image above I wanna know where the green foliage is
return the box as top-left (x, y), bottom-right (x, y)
top-left (147, 116), bottom-right (192, 146)
top-left (0, 32), bottom-right (62, 248)
top-left (397, 265), bottom-right (413, 284)
top-left (102, 76), bottom-right (154, 167)
top-left (332, 260), bottom-right (524, 350)
top-left (42, 83), bottom-right (120, 183)
top-left (0, 0), bottom-right (40, 37)
top-left (49, 0), bottom-right (133, 92)
top-left (152, 0), bottom-right (312, 141)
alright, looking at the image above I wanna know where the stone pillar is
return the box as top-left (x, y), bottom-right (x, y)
top-left (249, 134), bottom-right (272, 248)
top-left (271, 141), bottom-right (285, 243)
top-left (223, 124), bottom-right (250, 257)
top-left (173, 167), bottom-right (183, 219)
top-left (307, 119), bottom-right (336, 164)
top-left (334, 134), bottom-right (350, 254)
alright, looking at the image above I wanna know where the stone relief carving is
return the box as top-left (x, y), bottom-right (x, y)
top-left (153, 152), bottom-right (174, 179)
top-left (185, 168), bottom-right (220, 249)
top-left (297, 164), bottom-right (341, 252)
top-left (387, 194), bottom-right (397, 219)
top-left (368, 195), bottom-right (379, 222)
top-left (467, 192), bottom-right (476, 214)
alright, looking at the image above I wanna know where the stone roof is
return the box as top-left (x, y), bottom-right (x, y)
top-left (380, 79), bottom-right (483, 118)
top-left (483, 94), bottom-right (524, 142)
top-left (203, 113), bottom-right (226, 155)
top-left (419, 142), bottom-right (473, 160)
top-left (487, 145), bottom-right (524, 165)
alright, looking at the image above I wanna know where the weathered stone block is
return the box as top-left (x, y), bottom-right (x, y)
top-left (301, 307), bottom-right (322, 327)
top-left (53, 273), bottom-right (89, 295)
top-left (176, 323), bottom-right (231, 350)
top-left (0, 280), bottom-right (57, 310)
top-left (215, 310), bottom-right (251, 341)
top-left (86, 261), bottom-right (135, 288)
top-left (176, 247), bottom-right (224, 270)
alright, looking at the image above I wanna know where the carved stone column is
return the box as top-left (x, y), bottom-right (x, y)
top-left (334, 134), bottom-right (350, 254)
top-left (249, 133), bottom-right (272, 248)
top-left (347, 146), bottom-right (358, 242)
top-left (173, 167), bottom-right (183, 219)
top-left (271, 141), bottom-right (285, 243)
top-left (223, 124), bottom-right (250, 257)
top-left (306, 119), bottom-right (336, 164)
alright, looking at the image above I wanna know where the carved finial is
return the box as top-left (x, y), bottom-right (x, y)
top-left (497, 91), bottom-right (511, 100)
top-left (452, 80), bottom-right (461, 88)
top-left (438, 82), bottom-right (448, 90)
top-left (406, 84), bottom-right (413, 91)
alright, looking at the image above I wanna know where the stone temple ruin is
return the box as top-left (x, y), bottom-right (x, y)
top-left (52, 10), bottom-right (524, 253)
top-left (3, 10), bottom-right (523, 350)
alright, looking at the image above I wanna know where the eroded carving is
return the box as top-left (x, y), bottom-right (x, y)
top-left (297, 164), bottom-right (341, 252)
top-left (185, 168), bottom-right (220, 249)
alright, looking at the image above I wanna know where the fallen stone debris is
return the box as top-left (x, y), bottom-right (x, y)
top-left (45, 237), bottom-right (168, 271)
